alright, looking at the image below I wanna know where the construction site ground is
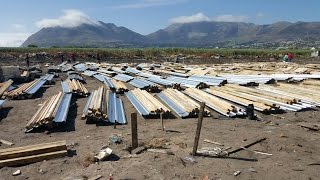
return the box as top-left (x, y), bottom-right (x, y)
top-left (0, 59), bottom-right (320, 180)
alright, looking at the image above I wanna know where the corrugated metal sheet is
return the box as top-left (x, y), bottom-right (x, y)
top-left (129, 78), bottom-right (155, 89)
top-left (53, 93), bottom-right (72, 123)
top-left (158, 93), bottom-right (189, 117)
top-left (113, 74), bottom-right (134, 82)
top-left (61, 81), bottom-right (71, 93)
top-left (108, 92), bottom-right (127, 124)
top-left (125, 91), bottom-right (149, 116)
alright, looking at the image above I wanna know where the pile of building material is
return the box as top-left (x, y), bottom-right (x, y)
top-left (67, 72), bottom-right (85, 82)
top-left (0, 141), bottom-right (67, 167)
top-left (26, 91), bottom-right (72, 132)
top-left (204, 88), bottom-right (279, 113)
top-left (113, 74), bottom-right (134, 82)
top-left (187, 75), bottom-right (227, 86)
top-left (64, 79), bottom-right (89, 96)
top-left (82, 86), bottom-right (108, 122)
top-left (0, 79), bottom-right (13, 97)
top-left (126, 88), bottom-right (171, 117)
top-left (129, 78), bottom-right (160, 92)
top-left (158, 88), bottom-right (211, 118)
top-left (4, 79), bottom-right (44, 99)
top-left (184, 88), bottom-right (246, 117)
top-left (111, 79), bottom-right (128, 93)
top-left (82, 86), bottom-right (126, 124)
top-left (166, 76), bottom-right (208, 89)
top-left (219, 84), bottom-right (312, 111)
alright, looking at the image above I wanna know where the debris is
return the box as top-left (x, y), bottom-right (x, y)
top-left (204, 139), bottom-right (224, 146)
top-left (147, 149), bottom-right (174, 155)
top-left (299, 124), bottom-right (319, 131)
top-left (147, 138), bottom-right (169, 149)
top-left (233, 170), bottom-right (241, 176)
top-left (109, 135), bottom-right (122, 144)
top-left (0, 139), bottom-right (14, 146)
top-left (131, 146), bottom-right (146, 154)
top-left (94, 147), bottom-right (113, 161)
top-left (181, 156), bottom-right (197, 164)
top-left (248, 167), bottom-right (257, 173)
top-left (88, 175), bottom-right (103, 180)
top-left (12, 170), bottom-right (21, 176)
top-left (227, 137), bottom-right (267, 155)
top-left (197, 147), bottom-right (228, 157)
top-left (0, 141), bottom-right (67, 167)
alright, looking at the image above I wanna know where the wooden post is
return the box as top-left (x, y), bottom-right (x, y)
top-left (161, 113), bottom-right (164, 131)
top-left (131, 113), bottom-right (138, 149)
top-left (192, 102), bottom-right (205, 156)
top-left (113, 121), bottom-right (117, 129)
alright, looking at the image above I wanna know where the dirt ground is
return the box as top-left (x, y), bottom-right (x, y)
top-left (0, 60), bottom-right (320, 180)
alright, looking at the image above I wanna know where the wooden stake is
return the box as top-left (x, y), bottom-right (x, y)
top-left (113, 121), bottom-right (117, 129)
top-left (161, 113), bottom-right (164, 131)
top-left (131, 113), bottom-right (138, 149)
top-left (192, 102), bottom-right (205, 156)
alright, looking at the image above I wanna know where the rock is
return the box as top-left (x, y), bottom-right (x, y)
top-left (182, 156), bottom-right (197, 164)
top-left (248, 167), bottom-right (257, 173)
top-left (131, 146), bottom-right (146, 154)
top-left (233, 170), bottom-right (241, 176)
top-left (12, 170), bottom-right (21, 176)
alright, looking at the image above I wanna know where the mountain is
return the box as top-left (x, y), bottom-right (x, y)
top-left (22, 21), bottom-right (320, 47)
top-left (22, 21), bottom-right (147, 47)
top-left (147, 21), bottom-right (320, 46)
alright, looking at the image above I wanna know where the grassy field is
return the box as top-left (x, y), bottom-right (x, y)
top-left (0, 47), bottom-right (312, 58)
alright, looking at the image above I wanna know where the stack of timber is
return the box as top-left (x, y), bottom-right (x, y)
top-left (126, 88), bottom-right (171, 117)
top-left (184, 88), bottom-right (246, 117)
top-left (82, 86), bottom-right (108, 122)
top-left (0, 79), bottom-right (13, 97)
top-left (111, 79), bottom-right (128, 93)
top-left (204, 87), bottom-right (279, 113)
top-left (26, 91), bottom-right (72, 132)
top-left (3, 79), bottom-right (42, 99)
top-left (221, 84), bottom-right (311, 111)
top-left (65, 79), bottom-right (89, 96)
top-left (129, 78), bottom-right (160, 92)
top-left (158, 88), bottom-right (211, 118)
top-left (0, 141), bottom-right (67, 167)
top-left (82, 86), bottom-right (127, 124)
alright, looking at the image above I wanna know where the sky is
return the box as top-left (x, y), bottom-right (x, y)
top-left (1, 0), bottom-right (319, 47)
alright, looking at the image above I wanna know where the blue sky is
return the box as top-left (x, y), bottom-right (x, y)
top-left (1, 0), bottom-right (319, 47)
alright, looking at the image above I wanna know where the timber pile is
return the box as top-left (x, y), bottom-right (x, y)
top-left (160, 88), bottom-right (211, 117)
top-left (3, 79), bottom-right (38, 99)
top-left (82, 86), bottom-right (109, 122)
top-left (184, 88), bottom-right (246, 117)
top-left (66, 79), bottom-right (89, 96)
top-left (205, 87), bottom-right (279, 112)
top-left (26, 92), bottom-right (63, 132)
top-left (0, 141), bottom-right (67, 167)
top-left (131, 88), bottom-right (170, 114)
top-left (0, 79), bottom-right (13, 97)
top-left (111, 79), bottom-right (128, 93)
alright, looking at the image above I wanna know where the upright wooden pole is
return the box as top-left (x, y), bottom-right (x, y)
top-left (192, 102), bottom-right (205, 156)
top-left (131, 113), bottom-right (138, 149)
top-left (161, 113), bottom-right (164, 131)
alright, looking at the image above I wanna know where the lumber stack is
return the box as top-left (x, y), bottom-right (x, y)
top-left (82, 86), bottom-right (109, 122)
top-left (184, 88), bottom-right (246, 117)
top-left (66, 79), bottom-right (89, 96)
top-left (159, 88), bottom-right (211, 117)
top-left (111, 79), bottom-right (128, 93)
top-left (0, 79), bottom-right (13, 97)
top-left (0, 141), bottom-right (67, 167)
top-left (3, 79), bottom-right (38, 99)
top-left (130, 88), bottom-right (170, 115)
top-left (26, 92), bottom-right (63, 132)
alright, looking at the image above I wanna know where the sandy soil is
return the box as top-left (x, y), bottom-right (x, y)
top-left (0, 61), bottom-right (320, 180)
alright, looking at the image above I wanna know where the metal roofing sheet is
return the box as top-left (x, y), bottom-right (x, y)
top-left (54, 93), bottom-right (72, 123)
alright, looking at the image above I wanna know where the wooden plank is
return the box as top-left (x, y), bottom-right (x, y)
top-left (0, 141), bottom-right (66, 153)
top-left (0, 143), bottom-right (66, 160)
top-left (0, 139), bottom-right (14, 146)
top-left (0, 150), bottom-right (67, 167)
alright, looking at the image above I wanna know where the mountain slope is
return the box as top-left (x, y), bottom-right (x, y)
top-left (22, 22), bottom-right (147, 47)
top-left (22, 21), bottom-right (320, 47)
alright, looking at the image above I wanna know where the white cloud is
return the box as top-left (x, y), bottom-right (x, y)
top-left (257, 12), bottom-right (264, 18)
top-left (0, 33), bottom-right (31, 47)
top-left (36, 9), bottom-right (97, 28)
top-left (212, 15), bottom-right (249, 22)
top-left (112, 0), bottom-right (186, 9)
top-left (169, 13), bottom-right (210, 24)
top-left (169, 13), bottom-right (249, 24)
top-left (12, 24), bottom-right (25, 31)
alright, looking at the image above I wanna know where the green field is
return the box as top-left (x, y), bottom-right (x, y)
top-left (0, 47), bottom-right (312, 58)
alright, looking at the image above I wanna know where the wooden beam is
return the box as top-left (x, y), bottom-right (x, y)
top-left (131, 113), bottom-right (138, 149)
top-left (192, 102), bottom-right (205, 156)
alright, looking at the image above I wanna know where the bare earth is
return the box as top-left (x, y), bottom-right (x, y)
top-left (0, 61), bottom-right (320, 180)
